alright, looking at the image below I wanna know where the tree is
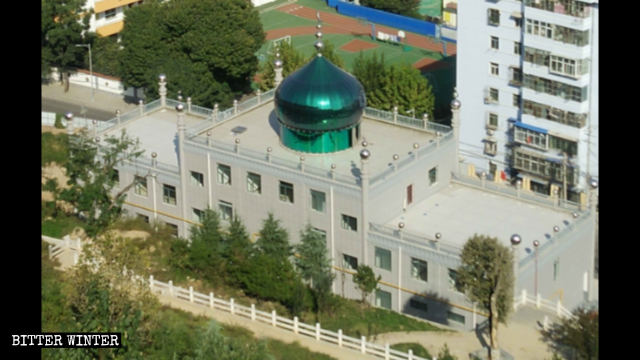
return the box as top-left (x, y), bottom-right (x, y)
top-left (188, 209), bottom-right (225, 283)
top-left (60, 129), bottom-right (144, 238)
top-left (255, 213), bottom-right (291, 257)
top-left (352, 52), bottom-right (435, 119)
top-left (89, 35), bottom-right (122, 77)
top-left (119, 0), bottom-right (265, 107)
top-left (295, 224), bottom-right (335, 317)
top-left (259, 41), bottom-right (306, 91)
top-left (540, 306), bottom-right (599, 360)
top-left (42, 0), bottom-right (91, 88)
top-left (224, 216), bottom-right (253, 286)
top-left (360, 0), bottom-right (421, 19)
top-left (353, 265), bottom-right (381, 306)
top-left (456, 235), bottom-right (514, 360)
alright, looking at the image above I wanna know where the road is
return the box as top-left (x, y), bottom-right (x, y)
top-left (41, 98), bottom-right (118, 121)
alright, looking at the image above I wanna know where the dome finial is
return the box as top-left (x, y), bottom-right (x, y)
top-left (314, 11), bottom-right (324, 56)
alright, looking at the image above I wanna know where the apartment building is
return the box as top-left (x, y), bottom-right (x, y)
top-left (456, 0), bottom-right (598, 202)
top-left (84, 0), bottom-right (143, 38)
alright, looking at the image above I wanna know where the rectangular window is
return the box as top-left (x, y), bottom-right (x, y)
top-left (490, 62), bottom-right (499, 76)
top-left (447, 311), bottom-right (465, 325)
top-left (137, 213), bottom-right (149, 223)
top-left (134, 176), bottom-right (147, 196)
top-left (448, 269), bottom-right (460, 291)
top-left (310, 189), bottom-right (326, 212)
top-left (428, 167), bottom-right (437, 185)
top-left (553, 259), bottom-right (559, 281)
top-left (409, 299), bottom-right (428, 312)
top-left (375, 247), bottom-right (392, 271)
top-left (513, 94), bottom-right (521, 107)
top-left (105, 9), bottom-right (116, 19)
top-left (548, 135), bottom-right (578, 157)
top-left (217, 164), bottom-right (231, 185)
top-left (487, 9), bottom-right (500, 26)
top-left (513, 126), bottom-right (548, 150)
top-left (488, 113), bottom-right (498, 129)
top-left (279, 181), bottom-right (294, 203)
top-left (406, 185), bottom-right (413, 206)
top-left (411, 258), bottom-right (428, 282)
top-left (341, 214), bottom-right (357, 232)
top-left (484, 139), bottom-right (498, 156)
top-left (375, 289), bottom-right (392, 310)
top-left (343, 254), bottom-right (358, 270)
top-left (514, 41), bottom-right (521, 55)
top-left (162, 184), bottom-right (176, 205)
top-left (510, 67), bottom-right (523, 86)
top-left (490, 36), bottom-right (499, 50)
top-left (192, 208), bottom-right (204, 223)
top-left (247, 172), bottom-right (261, 194)
top-left (190, 171), bottom-right (204, 187)
top-left (165, 222), bottom-right (178, 237)
top-left (489, 88), bottom-right (499, 103)
top-left (219, 200), bottom-right (233, 221)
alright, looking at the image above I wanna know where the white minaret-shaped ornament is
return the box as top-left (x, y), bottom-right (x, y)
top-left (159, 74), bottom-right (167, 108)
top-left (450, 88), bottom-right (461, 172)
top-left (314, 12), bottom-right (324, 56)
top-left (274, 51), bottom-right (283, 88)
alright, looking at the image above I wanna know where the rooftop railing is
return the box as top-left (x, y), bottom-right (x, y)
top-left (369, 223), bottom-right (462, 259)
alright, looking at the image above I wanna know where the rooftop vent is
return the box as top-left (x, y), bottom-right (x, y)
top-left (231, 126), bottom-right (247, 135)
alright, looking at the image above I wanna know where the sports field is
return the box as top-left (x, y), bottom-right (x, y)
top-left (256, 0), bottom-right (455, 119)
top-left (417, 0), bottom-right (442, 18)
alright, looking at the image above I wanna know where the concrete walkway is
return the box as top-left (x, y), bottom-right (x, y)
top-left (41, 82), bottom-right (138, 116)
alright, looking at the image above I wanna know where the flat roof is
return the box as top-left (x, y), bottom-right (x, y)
top-left (102, 108), bottom-right (204, 167)
top-left (387, 183), bottom-right (574, 261)
top-left (192, 101), bottom-right (437, 180)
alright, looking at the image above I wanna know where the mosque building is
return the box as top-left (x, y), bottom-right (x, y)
top-left (66, 21), bottom-right (598, 330)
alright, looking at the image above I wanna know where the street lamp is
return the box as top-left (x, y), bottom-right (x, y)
top-left (75, 44), bottom-right (94, 101)
top-left (533, 240), bottom-right (540, 296)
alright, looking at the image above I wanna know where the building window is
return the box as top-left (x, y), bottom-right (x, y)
top-left (279, 181), bottom-right (294, 203)
top-left (514, 41), bottom-right (522, 55)
top-left (428, 167), bottom-right (437, 185)
top-left (219, 200), bottom-right (233, 221)
top-left (343, 254), bottom-right (358, 270)
top-left (484, 139), bottom-right (498, 156)
top-left (311, 189), bottom-right (326, 212)
top-left (550, 55), bottom-right (578, 78)
top-left (406, 185), bottom-right (413, 206)
top-left (341, 214), bottom-right (357, 232)
top-left (192, 208), bottom-right (204, 223)
top-left (104, 9), bottom-right (116, 19)
top-left (487, 113), bottom-right (498, 129)
top-left (514, 126), bottom-right (548, 150)
top-left (134, 176), bottom-right (147, 196)
top-left (409, 299), bottom-right (428, 312)
top-left (312, 228), bottom-right (327, 242)
top-left (490, 36), bottom-right (499, 50)
top-left (488, 88), bottom-right (499, 103)
top-left (217, 164), bottom-right (231, 185)
top-left (137, 213), bottom-right (149, 223)
top-left (514, 17), bottom-right (522, 28)
top-left (411, 258), bottom-right (428, 282)
top-left (247, 172), bottom-right (261, 194)
top-left (190, 171), bottom-right (204, 187)
top-left (490, 62), bottom-right (499, 76)
top-left (523, 99), bottom-right (586, 128)
top-left (447, 311), bottom-right (465, 325)
top-left (165, 222), bottom-right (178, 237)
top-left (487, 9), bottom-right (500, 26)
top-left (553, 259), bottom-right (559, 281)
top-left (375, 247), bottom-right (391, 271)
top-left (162, 184), bottom-right (176, 205)
top-left (510, 67), bottom-right (523, 87)
top-left (548, 135), bottom-right (578, 157)
top-left (448, 269), bottom-right (460, 291)
top-left (375, 289), bottom-right (392, 310)
top-left (513, 94), bottom-right (521, 107)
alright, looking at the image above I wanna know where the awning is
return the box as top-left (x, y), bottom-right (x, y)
top-left (511, 11), bottom-right (522, 19)
top-left (514, 122), bottom-right (548, 134)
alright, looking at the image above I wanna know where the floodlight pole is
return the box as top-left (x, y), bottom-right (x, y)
top-left (75, 44), bottom-right (94, 101)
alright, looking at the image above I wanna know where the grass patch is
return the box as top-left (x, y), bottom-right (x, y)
top-left (391, 343), bottom-right (432, 359)
top-left (41, 207), bottom-right (85, 238)
top-left (260, 9), bottom-right (316, 31)
top-left (41, 132), bottom-right (69, 166)
top-left (266, 339), bottom-right (337, 360)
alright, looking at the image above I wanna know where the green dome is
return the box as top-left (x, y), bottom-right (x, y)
top-left (275, 56), bottom-right (366, 133)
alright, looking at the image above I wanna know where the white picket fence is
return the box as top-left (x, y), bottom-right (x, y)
top-left (148, 275), bottom-right (434, 360)
top-left (514, 289), bottom-right (573, 320)
top-left (42, 235), bottom-right (83, 266)
top-left (42, 111), bottom-right (99, 130)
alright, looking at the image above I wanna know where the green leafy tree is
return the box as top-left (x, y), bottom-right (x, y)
top-left (456, 235), bottom-right (514, 360)
top-left (295, 224), bottom-right (335, 317)
top-left (194, 321), bottom-right (271, 360)
top-left (43, 178), bottom-right (61, 218)
top-left (353, 265), bottom-right (381, 306)
top-left (540, 306), bottom-right (599, 360)
top-left (89, 35), bottom-right (122, 77)
top-left (119, 0), bottom-right (265, 107)
top-left (352, 52), bottom-right (434, 119)
top-left (188, 209), bottom-right (225, 283)
top-left (60, 129), bottom-right (144, 238)
top-left (255, 213), bottom-right (291, 257)
top-left (360, 0), bottom-right (421, 19)
top-left (41, 0), bottom-right (91, 88)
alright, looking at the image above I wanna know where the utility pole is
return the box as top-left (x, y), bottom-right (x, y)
top-left (562, 152), bottom-right (568, 201)
top-left (75, 44), bottom-right (93, 101)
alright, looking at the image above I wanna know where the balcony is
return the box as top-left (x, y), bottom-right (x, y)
top-left (523, 0), bottom-right (591, 19)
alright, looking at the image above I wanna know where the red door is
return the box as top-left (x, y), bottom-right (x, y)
top-left (407, 184), bottom-right (413, 205)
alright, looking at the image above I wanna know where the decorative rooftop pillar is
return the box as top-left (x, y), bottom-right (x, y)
top-left (139, 99), bottom-right (144, 116)
top-left (330, 163), bottom-right (336, 179)
top-left (176, 103), bottom-right (188, 235)
top-left (450, 88), bottom-right (461, 171)
top-left (234, 138), bottom-right (240, 154)
top-left (158, 74), bottom-right (167, 107)
top-left (360, 147), bottom-right (370, 266)
top-left (213, 103), bottom-right (219, 122)
top-left (422, 113), bottom-right (428, 129)
top-left (392, 154), bottom-right (399, 171)
top-left (257, 89), bottom-right (262, 104)
top-left (65, 112), bottom-right (73, 136)
top-left (299, 155), bottom-right (305, 172)
top-left (116, 109), bottom-right (121, 125)
top-left (413, 143), bottom-right (419, 161)
top-left (233, 99), bottom-right (238, 114)
top-left (393, 106), bottom-right (398, 123)
top-left (266, 146), bottom-right (272, 163)
top-left (274, 51), bottom-right (284, 87)
top-left (186, 96), bottom-right (192, 113)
